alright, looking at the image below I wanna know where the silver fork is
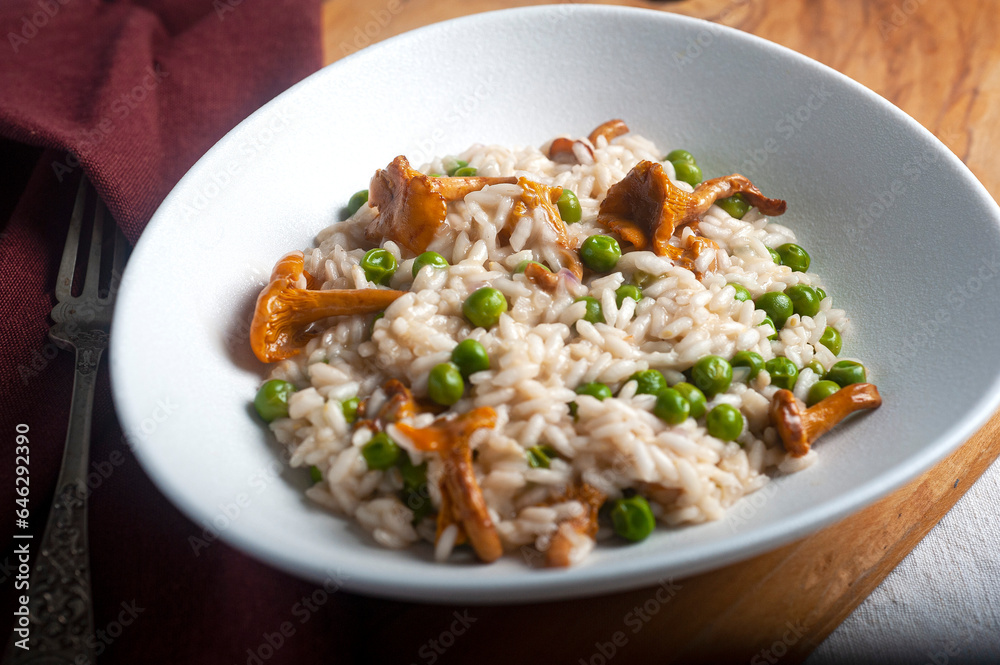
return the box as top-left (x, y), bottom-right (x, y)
top-left (5, 178), bottom-right (127, 665)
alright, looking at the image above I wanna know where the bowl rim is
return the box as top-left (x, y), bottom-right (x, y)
top-left (111, 3), bottom-right (1000, 603)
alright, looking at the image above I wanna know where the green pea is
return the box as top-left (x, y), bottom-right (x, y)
top-left (673, 382), bottom-right (707, 418)
top-left (765, 357), bottom-right (799, 390)
top-left (446, 159), bottom-right (468, 176)
top-left (402, 486), bottom-right (434, 524)
top-left (341, 396), bottom-right (360, 424)
top-left (398, 453), bottom-right (431, 523)
top-left (767, 246), bottom-right (782, 264)
top-left (755, 292), bottom-right (794, 330)
top-left (777, 243), bottom-right (811, 272)
top-left (611, 495), bottom-right (656, 542)
top-left (728, 283), bottom-right (751, 302)
top-left (575, 296), bottom-right (605, 324)
top-left (632, 270), bottom-right (657, 288)
top-left (580, 235), bottom-right (621, 272)
top-left (428, 362), bottom-right (464, 406)
top-left (731, 351), bottom-right (765, 381)
top-left (362, 432), bottom-right (400, 470)
top-left (254, 379), bottom-right (295, 422)
top-left (309, 465), bottom-right (323, 483)
top-left (664, 149), bottom-right (696, 165)
top-left (576, 382), bottom-right (612, 401)
top-left (672, 161), bottom-right (703, 187)
top-left (398, 452), bottom-right (428, 491)
top-left (616, 284), bottom-right (642, 308)
top-left (816, 287), bottom-right (827, 301)
top-left (807, 380), bottom-right (842, 407)
top-left (786, 284), bottom-right (821, 318)
top-left (691, 355), bottom-right (733, 397)
top-left (514, 260), bottom-right (550, 274)
top-left (569, 380), bottom-right (612, 418)
top-left (706, 404), bottom-right (744, 441)
top-left (346, 189), bottom-right (369, 216)
top-left (826, 360), bottom-right (866, 387)
top-left (360, 248), bottom-right (397, 286)
top-left (629, 369), bottom-right (667, 396)
top-left (819, 326), bottom-right (843, 355)
top-left (451, 339), bottom-right (490, 378)
top-left (453, 166), bottom-right (478, 177)
top-left (412, 251), bottom-right (449, 278)
top-left (428, 173), bottom-right (443, 178)
top-left (717, 193), bottom-right (749, 219)
top-left (805, 360), bottom-right (825, 376)
top-left (760, 316), bottom-right (778, 340)
top-left (557, 189), bottom-right (582, 224)
top-left (526, 445), bottom-right (557, 469)
top-left (463, 287), bottom-right (507, 328)
top-left (654, 388), bottom-right (690, 425)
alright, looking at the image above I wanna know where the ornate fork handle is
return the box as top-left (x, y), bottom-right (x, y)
top-left (6, 332), bottom-right (107, 665)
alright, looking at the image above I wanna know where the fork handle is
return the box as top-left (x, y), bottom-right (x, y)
top-left (5, 336), bottom-right (106, 665)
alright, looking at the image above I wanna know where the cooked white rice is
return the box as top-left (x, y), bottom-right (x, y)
top-left (265, 130), bottom-right (852, 565)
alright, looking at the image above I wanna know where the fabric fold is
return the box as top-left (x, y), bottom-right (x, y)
top-left (0, 2), bottom-right (329, 662)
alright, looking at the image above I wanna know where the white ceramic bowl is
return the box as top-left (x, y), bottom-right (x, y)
top-left (111, 5), bottom-right (1000, 602)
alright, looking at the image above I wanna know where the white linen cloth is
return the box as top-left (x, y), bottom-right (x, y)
top-left (806, 458), bottom-right (1000, 663)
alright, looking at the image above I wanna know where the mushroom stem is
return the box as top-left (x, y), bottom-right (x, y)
top-left (433, 176), bottom-right (520, 200)
top-left (250, 251), bottom-right (405, 363)
top-left (393, 407), bottom-right (503, 563)
top-left (770, 383), bottom-right (882, 457)
top-left (588, 119), bottom-right (629, 145)
top-left (695, 174), bottom-right (787, 217)
top-left (545, 482), bottom-right (606, 568)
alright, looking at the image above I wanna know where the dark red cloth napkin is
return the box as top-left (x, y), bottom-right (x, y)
top-left (0, 2), bottom-right (374, 663)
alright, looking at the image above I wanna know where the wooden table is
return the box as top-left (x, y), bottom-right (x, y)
top-left (319, 1), bottom-right (1000, 661)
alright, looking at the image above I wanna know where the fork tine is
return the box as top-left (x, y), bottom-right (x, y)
top-left (55, 178), bottom-right (89, 302)
top-left (81, 184), bottom-right (105, 299)
top-left (105, 225), bottom-right (128, 305)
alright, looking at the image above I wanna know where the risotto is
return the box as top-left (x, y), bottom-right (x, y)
top-left (248, 120), bottom-right (881, 567)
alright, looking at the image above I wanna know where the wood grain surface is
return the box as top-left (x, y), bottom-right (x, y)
top-left (320, 1), bottom-right (1000, 661)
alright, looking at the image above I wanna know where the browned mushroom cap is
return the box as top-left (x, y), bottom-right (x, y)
top-left (770, 384), bottom-right (883, 457)
top-left (357, 378), bottom-right (417, 426)
top-left (394, 407), bottom-right (502, 563)
top-left (511, 178), bottom-right (569, 246)
top-left (547, 137), bottom-right (594, 164)
top-left (597, 161), bottom-right (787, 258)
top-left (378, 379), bottom-right (419, 422)
top-left (523, 261), bottom-right (561, 292)
top-left (675, 229), bottom-right (720, 278)
top-left (249, 251), bottom-right (405, 363)
top-left (545, 482), bottom-right (606, 568)
top-left (587, 119), bottom-right (630, 145)
top-left (546, 120), bottom-right (629, 165)
top-left (523, 250), bottom-right (585, 292)
top-left (366, 155), bottom-right (517, 255)
top-left (597, 161), bottom-right (682, 258)
top-left (508, 177), bottom-right (584, 291)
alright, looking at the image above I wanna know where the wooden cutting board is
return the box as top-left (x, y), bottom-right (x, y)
top-left (319, 1), bottom-right (1000, 661)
